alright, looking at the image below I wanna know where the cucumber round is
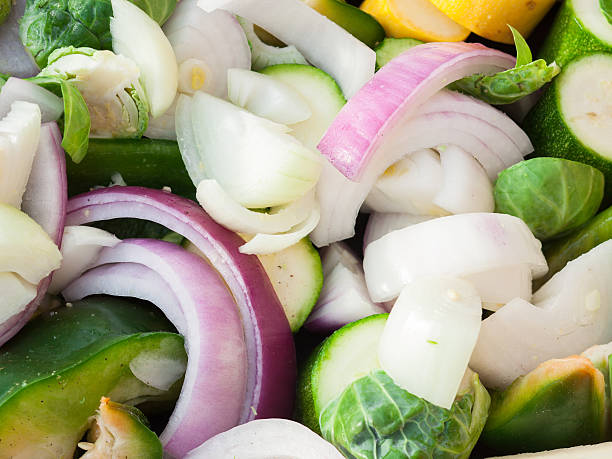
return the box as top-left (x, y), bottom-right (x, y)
top-left (296, 313), bottom-right (387, 433)
top-left (257, 237), bottom-right (323, 333)
top-left (259, 64), bottom-right (346, 149)
top-left (538, 0), bottom-right (612, 66)
top-left (523, 53), bottom-right (612, 199)
top-left (374, 37), bottom-right (423, 68)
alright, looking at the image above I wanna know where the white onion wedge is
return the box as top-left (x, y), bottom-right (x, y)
top-left (111, 0), bottom-right (178, 118)
top-left (48, 226), bottom-right (120, 294)
top-left (363, 213), bottom-right (434, 250)
top-left (463, 265), bottom-right (532, 312)
top-left (185, 419), bottom-right (344, 459)
top-left (379, 277), bottom-right (482, 409)
top-left (305, 243), bottom-right (385, 334)
top-left (433, 144), bottom-right (494, 214)
top-left (0, 77), bottom-right (63, 122)
top-left (164, 0), bottom-right (250, 99)
top-left (228, 68), bottom-right (312, 125)
top-left (470, 240), bottom-right (612, 390)
top-left (198, 0), bottom-right (375, 98)
top-left (239, 205), bottom-right (320, 255)
top-left (0, 273), bottom-right (37, 326)
top-left (0, 101), bottom-right (41, 208)
top-left (363, 213), bottom-right (547, 303)
top-left (195, 180), bottom-right (315, 235)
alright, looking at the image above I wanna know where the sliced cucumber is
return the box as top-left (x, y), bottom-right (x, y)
top-left (523, 53), bottom-right (612, 198)
top-left (539, 0), bottom-right (612, 66)
top-left (257, 237), bottom-right (323, 333)
top-left (296, 314), bottom-right (387, 433)
top-left (374, 37), bottom-right (423, 68)
top-left (259, 64), bottom-right (346, 149)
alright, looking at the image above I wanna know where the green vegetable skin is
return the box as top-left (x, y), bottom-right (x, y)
top-left (66, 138), bottom-right (194, 198)
top-left (523, 53), bottom-right (612, 201)
top-left (0, 297), bottom-right (186, 458)
top-left (19, 0), bottom-right (177, 68)
top-left (320, 370), bottom-right (490, 459)
top-left (494, 158), bottom-right (604, 241)
top-left (482, 356), bottom-right (606, 454)
top-left (302, 0), bottom-right (385, 48)
top-left (538, 0), bottom-right (612, 67)
top-left (374, 37), bottom-right (423, 68)
top-left (81, 398), bottom-right (162, 458)
top-left (0, 0), bottom-right (10, 25)
top-left (539, 205), bottom-right (612, 288)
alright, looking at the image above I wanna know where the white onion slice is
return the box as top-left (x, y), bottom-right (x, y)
top-left (195, 179), bottom-right (315, 235)
top-left (305, 243), bottom-right (385, 334)
top-left (365, 149), bottom-right (446, 215)
top-left (0, 101), bottom-right (41, 208)
top-left (433, 144), bottom-right (494, 214)
top-left (48, 226), bottom-right (120, 294)
top-left (379, 277), bottom-right (482, 409)
top-left (238, 18), bottom-right (309, 71)
top-left (198, 0), bottom-right (375, 98)
top-left (227, 68), bottom-right (312, 125)
top-left (0, 273), bottom-right (37, 326)
top-left (164, 1), bottom-right (250, 99)
top-left (63, 239), bottom-right (247, 457)
top-left (363, 213), bottom-right (434, 250)
top-left (183, 91), bottom-right (321, 208)
top-left (463, 265), bottom-right (532, 312)
top-left (144, 96), bottom-right (177, 140)
top-left (111, 0), bottom-right (178, 117)
top-left (239, 204), bottom-right (320, 255)
top-left (470, 239), bottom-right (612, 390)
top-left (0, 77), bottom-right (63, 122)
top-left (363, 213), bottom-right (547, 303)
top-left (185, 419), bottom-right (344, 458)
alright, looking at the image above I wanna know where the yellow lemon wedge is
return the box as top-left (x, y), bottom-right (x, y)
top-left (429, 0), bottom-right (556, 44)
top-left (360, 0), bottom-right (470, 42)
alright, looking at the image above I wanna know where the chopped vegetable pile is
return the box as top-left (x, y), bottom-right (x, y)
top-left (2, 0), bottom-right (612, 457)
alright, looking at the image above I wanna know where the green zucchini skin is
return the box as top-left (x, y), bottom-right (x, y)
top-left (66, 138), bottom-right (195, 199)
top-left (538, 0), bottom-right (612, 66)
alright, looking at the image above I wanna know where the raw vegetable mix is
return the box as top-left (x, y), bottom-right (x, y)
top-left (2, 0), bottom-right (612, 457)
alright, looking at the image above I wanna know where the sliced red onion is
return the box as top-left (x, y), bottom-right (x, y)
top-left (306, 242), bottom-right (385, 333)
top-left (199, 0), bottom-right (375, 98)
top-left (0, 78), bottom-right (63, 122)
top-left (0, 0), bottom-right (40, 78)
top-left (363, 213), bottom-right (548, 303)
top-left (48, 225), bottom-right (120, 294)
top-left (0, 122), bottom-right (66, 347)
top-left (363, 213), bottom-right (434, 250)
top-left (318, 42), bottom-right (516, 179)
top-left (65, 187), bottom-right (296, 423)
top-left (62, 239), bottom-right (246, 457)
top-left (185, 419), bottom-right (344, 459)
top-left (163, 0), bottom-right (250, 98)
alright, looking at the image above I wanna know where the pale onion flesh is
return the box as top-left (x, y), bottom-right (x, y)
top-left (363, 213), bottom-right (434, 250)
top-left (0, 77), bottom-right (63, 122)
top-left (378, 277), bottom-right (482, 409)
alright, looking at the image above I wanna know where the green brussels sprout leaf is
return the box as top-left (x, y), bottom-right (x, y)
top-left (482, 356), bottom-right (607, 455)
top-left (494, 158), bottom-right (604, 242)
top-left (319, 369), bottom-right (490, 459)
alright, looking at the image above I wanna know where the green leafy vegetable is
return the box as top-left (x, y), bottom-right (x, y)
top-left (482, 356), bottom-right (607, 454)
top-left (19, 0), bottom-right (176, 68)
top-left (319, 370), bottom-right (490, 459)
top-left (449, 27), bottom-right (560, 104)
top-left (129, 0), bottom-right (176, 25)
top-left (537, 205), bottom-right (612, 288)
top-left (28, 74), bottom-right (91, 163)
top-left (494, 158), bottom-right (604, 242)
top-left (601, 0), bottom-right (612, 25)
top-left (38, 47), bottom-right (149, 151)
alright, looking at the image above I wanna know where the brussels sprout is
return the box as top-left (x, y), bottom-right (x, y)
top-left (320, 369), bottom-right (490, 459)
top-left (495, 158), bottom-right (604, 241)
top-left (537, 205), bottom-right (612, 289)
top-left (0, 296), bottom-right (186, 458)
top-left (482, 356), bottom-right (607, 455)
top-left (39, 46), bottom-right (149, 141)
top-left (19, 0), bottom-right (176, 68)
top-left (79, 398), bottom-right (162, 458)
